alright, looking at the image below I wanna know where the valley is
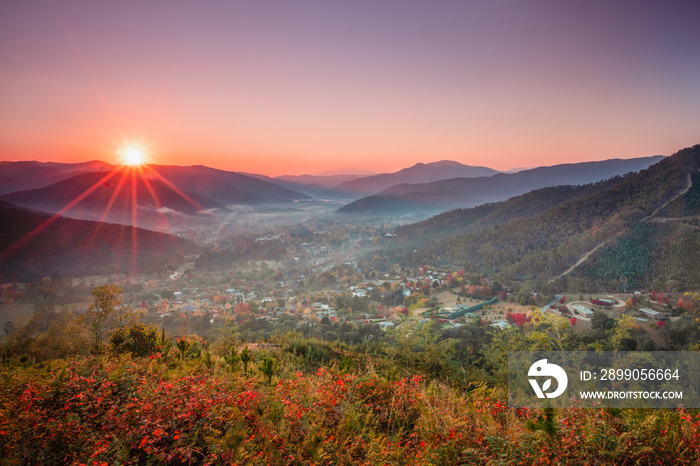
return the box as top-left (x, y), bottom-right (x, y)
top-left (3, 1), bottom-right (699, 461)
top-left (2, 144), bottom-right (700, 464)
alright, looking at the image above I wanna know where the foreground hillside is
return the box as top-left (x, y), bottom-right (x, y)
top-left (3, 351), bottom-right (700, 465)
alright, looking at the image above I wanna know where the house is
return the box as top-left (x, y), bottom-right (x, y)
top-left (491, 320), bottom-right (511, 329)
top-left (640, 308), bottom-right (661, 317)
top-left (570, 304), bottom-right (593, 316)
top-left (353, 289), bottom-right (368, 298)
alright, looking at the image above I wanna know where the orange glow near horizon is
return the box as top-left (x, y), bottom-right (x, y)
top-left (1, 2), bottom-right (699, 177)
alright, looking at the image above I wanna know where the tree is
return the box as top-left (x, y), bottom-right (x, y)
top-left (86, 284), bottom-right (122, 354)
top-left (527, 310), bottom-right (571, 364)
top-left (109, 324), bottom-right (157, 357)
top-left (176, 338), bottom-right (191, 364)
top-left (240, 346), bottom-right (252, 374)
top-left (610, 315), bottom-right (636, 351)
top-left (201, 350), bottom-right (214, 372)
top-left (591, 311), bottom-right (615, 331)
top-left (156, 328), bottom-right (172, 359)
top-left (259, 357), bottom-right (278, 385)
top-left (224, 347), bottom-right (240, 373)
top-left (340, 356), bottom-right (354, 372)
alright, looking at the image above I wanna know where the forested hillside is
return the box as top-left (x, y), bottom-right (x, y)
top-left (395, 183), bottom-right (596, 240)
top-left (392, 145), bottom-right (700, 290)
top-left (580, 165), bottom-right (700, 291)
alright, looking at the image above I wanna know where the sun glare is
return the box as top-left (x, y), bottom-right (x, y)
top-left (121, 146), bottom-right (146, 166)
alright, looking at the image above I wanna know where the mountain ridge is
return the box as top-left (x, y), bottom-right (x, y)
top-left (383, 145), bottom-right (699, 290)
top-left (340, 155), bottom-right (665, 215)
top-left (330, 160), bottom-right (500, 197)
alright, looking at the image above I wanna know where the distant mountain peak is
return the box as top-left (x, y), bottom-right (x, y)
top-left (425, 160), bottom-right (466, 167)
top-left (407, 160), bottom-right (496, 170)
top-left (331, 160), bottom-right (500, 197)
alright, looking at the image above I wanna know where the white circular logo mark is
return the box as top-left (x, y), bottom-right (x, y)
top-left (528, 359), bottom-right (568, 399)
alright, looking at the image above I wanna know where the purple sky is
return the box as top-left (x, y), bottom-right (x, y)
top-left (1, 0), bottom-right (698, 175)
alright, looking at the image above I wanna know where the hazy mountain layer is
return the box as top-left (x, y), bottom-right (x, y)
top-left (0, 160), bottom-right (116, 195)
top-left (0, 201), bottom-right (200, 282)
top-left (340, 156), bottom-right (665, 214)
top-left (331, 160), bottom-right (500, 197)
top-left (152, 165), bottom-right (310, 204)
top-left (0, 170), bottom-right (227, 229)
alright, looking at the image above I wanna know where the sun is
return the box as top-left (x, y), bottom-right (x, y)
top-left (121, 146), bottom-right (146, 166)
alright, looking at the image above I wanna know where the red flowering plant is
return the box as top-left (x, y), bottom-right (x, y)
top-left (2, 344), bottom-right (700, 464)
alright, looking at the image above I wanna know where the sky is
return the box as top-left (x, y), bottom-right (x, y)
top-left (1, 0), bottom-right (699, 176)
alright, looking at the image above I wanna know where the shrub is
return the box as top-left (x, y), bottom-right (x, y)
top-left (109, 324), bottom-right (158, 357)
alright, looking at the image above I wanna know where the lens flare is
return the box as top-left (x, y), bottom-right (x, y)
top-left (121, 146), bottom-right (146, 166)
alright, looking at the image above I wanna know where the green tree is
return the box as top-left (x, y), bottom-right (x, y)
top-left (483, 326), bottom-right (527, 386)
top-left (224, 347), bottom-right (240, 373)
top-left (201, 350), bottom-right (214, 372)
top-left (176, 338), bottom-right (191, 364)
top-left (591, 311), bottom-right (616, 330)
top-left (240, 346), bottom-right (252, 374)
top-left (156, 328), bottom-right (172, 359)
top-left (86, 284), bottom-right (122, 354)
top-left (109, 324), bottom-right (157, 357)
top-left (611, 314), bottom-right (636, 351)
top-left (339, 356), bottom-right (354, 373)
top-left (259, 357), bottom-right (279, 385)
